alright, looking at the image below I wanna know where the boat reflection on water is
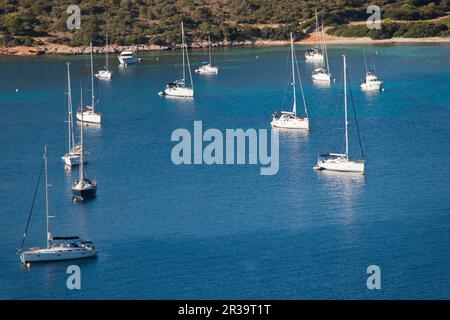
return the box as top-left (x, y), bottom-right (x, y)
top-left (312, 80), bottom-right (332, 89)
top-left (272, 127), bottom-right (310, 136)
top-left (80, 121), bottom-right (101, 130)
top-left (316, 169), bottom-right (365, 223)
top-left (272, 127), bottom-right (310, 152)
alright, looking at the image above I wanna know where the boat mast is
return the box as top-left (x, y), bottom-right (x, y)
top-left (44, 146), bottom-right (50, 249)
top-left (181, 22), bottom-right (186, 82)
top-left (208, 35), bottom-right (212, 65)
top-left (182, 22), bottom-right (194, 90)
top-left (315, 9), bottom-right (319, 49)
top-left (66, 62), bottom-right (74, 153)
top-left (90, 42), bottom-right (95, 110)
top-left (343, 55), bottom-right (349, 159)
top-left (290, 33), bottom-right (297, 116)
top-left (322, 23), bottom-right (330, 73)
top-left (363, 49), bottom-right (368, 75)
top-left (106, 34), bottom-right (109, 70)
top-left (80, 84), bottom-right (84, 183)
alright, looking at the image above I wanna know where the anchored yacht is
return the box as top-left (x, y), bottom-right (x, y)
top-left (18, 147), bottom-right (98, 264)
top-left (271, 33), bottom-right (310, 130)
top-left (195, 36), bottom-right (219, 74)
top-left (315, 55), bottom-right (365, 174)
top-left (62, 62), bottom-right (90, 167)
top-left (118, 49), bottom-right (138, 65)
top-left (76, 42), bottom-right (102, 124)
top-left (159, 22), bottom-right (194, 98)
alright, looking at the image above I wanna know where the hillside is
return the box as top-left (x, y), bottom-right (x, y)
top-left (1, 0), bottom-right (449, 49)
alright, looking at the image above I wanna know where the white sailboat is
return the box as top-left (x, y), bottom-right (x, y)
top-left (18, 146), bottom-right (98, 264)
top-left (76, 42), bottom-right (102, 124)
top-left (195, 35), bottom-right (219, 74)
top-left (72, 86), bottom-right (97, 202)
top-left (314, 55), bottom-right (365, 174)
top-left (312, 22), bottom-right (332, 82)
top-left (159, 22), bottom-right (194, 98)
top-left (61, 62), bottom-right (90, 167)
top-left (360, 50), bottom-right (383, 91)
top-left (271, 33), bottom-right (310, 130)
top-left (305, 10), bottom-right (324, 62)
top-left (96, 34), bottom-right (112, 80)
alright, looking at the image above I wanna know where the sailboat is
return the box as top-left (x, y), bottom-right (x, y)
top-left (305, 10), bottom-right (324, 62)
top-left (271, 33), bottom-right (310, 130)
top-left (18, 146), bottom-right (98, 264)
top-left (96, 34), bottom-right (112, 80)
top-left (159, 22), bottom-right (194, 98)
top-left (312, 22), bottom-right (332, 82)
top-left (61, 62), bottom-right (90, 167)
top-left (76, 42), bottom-right (102, 124)
top-left (314, 55), bottom-right (365, 174)
top-left (195, 35), bottom-right (219, 74)
top-left (360, 50), bottom-right (383, 91)
top-left (72, 85), bottom-right (97, 201)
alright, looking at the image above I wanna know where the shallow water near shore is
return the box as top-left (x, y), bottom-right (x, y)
top-left (0, 44), bottom-right (449, 299)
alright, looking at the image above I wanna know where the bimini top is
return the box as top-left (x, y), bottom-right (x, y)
top-left (306, 47), bottom-right (320, 54)
top-left (319, 153), bottom-right (347, 159)
top-left (167, 79), bottom-right (185, 88)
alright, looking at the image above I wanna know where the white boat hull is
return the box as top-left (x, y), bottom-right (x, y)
top-left (20, 248), bottom-right (97, 264)
top-left (361, 73), bottom-right (383, 91)
top-left (119, 56), bottom-right (138, 65)
top-left (315, 158), bottom-right (365, 173)
top-left (61, 154), bottom-right (89, 167)
top-left (195, 65), bottom-right (219, 74)
top-left (312, 72), bottom-right (331, 82)
top-left (164, 87), bottom-right (194, 98)
top-left (271, 117), bottom-right (309, 130)
top-left (305, 53), bottom-right (324, 62)
top-left (361, 82), bottom-right (383, 91)
top-left (95, 70), bottom-right (112, 80)
top-left (76, 110), bottom-right (101, 124)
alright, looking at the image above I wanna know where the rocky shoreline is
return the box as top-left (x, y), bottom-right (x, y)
top-left (0, 40), bottom-right (256, 57)
top-left (1, 36), bottom-right (449, 56)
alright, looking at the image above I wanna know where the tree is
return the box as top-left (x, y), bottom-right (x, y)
top-left (3, 11), bottom-right (39, 36)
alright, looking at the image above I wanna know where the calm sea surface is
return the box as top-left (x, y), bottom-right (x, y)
top-left (0, 44), bottom-right (449, 299)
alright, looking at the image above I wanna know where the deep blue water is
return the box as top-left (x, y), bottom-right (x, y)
top-left (0, 44), bottom-right (449, 299)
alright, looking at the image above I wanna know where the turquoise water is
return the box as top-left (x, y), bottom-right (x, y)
top-left (0, 44), bottom-right (449, 299)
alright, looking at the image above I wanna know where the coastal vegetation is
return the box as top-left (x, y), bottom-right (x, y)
top-left (328, 21), bottom-right (449, 39)
top-left (0, 0), bottom-right (449, 48)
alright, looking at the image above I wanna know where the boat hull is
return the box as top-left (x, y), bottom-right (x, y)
top-left (76, 110), bottom-right (101, 124)
top-left (20, 249), bottom-right (97, 264)
top-left (305, 53), bottom-right (324, 62)
top-left (315, 159), bottom-right (365, 173)
top-left (118, 56), bottom-right (138, 65)
top-left (72, 181), bottom-right (97, 201)
top-left (312, 73), bottom-right (331, 82)
top-left (62, 154), bottom-right (89, 167)
top-left (195, 65), bottom-right (219, 74)
top-left (361, 82), bottom-right (383, 91)
top-left (72, 188), bottom-right (96, 201)
top-left (164, 87), bottom-right (194, 98)
top-left (271, 118), bottom-right (309, 130)
top-left (95, 70), bottom-right (112, 80)
top-left (312, 68), bottom-right (332, 82)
